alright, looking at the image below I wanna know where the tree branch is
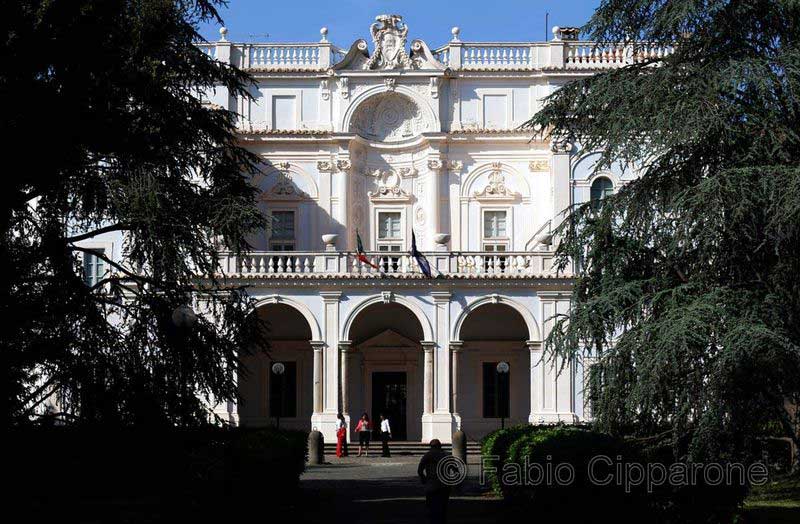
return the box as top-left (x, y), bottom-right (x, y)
top-left (66, 223), bottom-right (130, 244)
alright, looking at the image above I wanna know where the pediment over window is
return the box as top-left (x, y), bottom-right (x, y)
top-left (473, 169), bottom-right (520, 202)
top-left (255, 163), bottom-right (318, 202)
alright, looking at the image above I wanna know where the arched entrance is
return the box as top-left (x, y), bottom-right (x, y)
top-left (238, 302), bottom-right (315, 431)
top-left (345, 301), bottom-right (426, 441)
top-left (455, 302), bottom-right (532, 438)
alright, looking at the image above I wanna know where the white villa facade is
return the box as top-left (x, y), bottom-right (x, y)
top-left (178, 15), bottom-right (660, 443)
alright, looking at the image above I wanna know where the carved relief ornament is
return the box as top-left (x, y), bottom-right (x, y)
top-left (473, 168), bottom-right (519, 201)
top-left (367, 169), bottom-right (411, 201)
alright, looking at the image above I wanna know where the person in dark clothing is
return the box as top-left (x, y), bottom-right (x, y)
top-left (417, 439), bottom-right (451, 524)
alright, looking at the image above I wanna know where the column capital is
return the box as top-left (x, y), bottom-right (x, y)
top-left (449, 340), bottom-right (464, 352)
top-left (320, 290), bottom-right (342, 302)
top-left (526, 340), bottom-right (542, 350)
top-left (431, 291), bottom-right (452, 303)
top-left (310, 340), bottom-right (326, 350)
top-left (421, 340), bottom-right (436, 351)
top-left (338, 340), bottom-right (352, 351)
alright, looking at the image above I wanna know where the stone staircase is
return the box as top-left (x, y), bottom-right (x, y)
top-left (323, 440), bottom-right (482, 457)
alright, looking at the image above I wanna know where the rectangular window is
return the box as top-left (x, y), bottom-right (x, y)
top-left (378, 212), bottom-right (402, 240)
top-left (269, 361), bottom-right (297, 418)
top-left (483, 362), bottom-right (510, 418)
top-left (270, 211), bottom-right (295, 251)
top-left (483, 210), bottom-right (507, 239)
top-left (83, 249), bottom-right (106, 287)
top-left (483, 210), bottom-right (509, 269)
top-left (376, 212), bottom-right (403, 271)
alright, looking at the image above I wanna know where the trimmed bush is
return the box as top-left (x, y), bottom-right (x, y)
top-left (8, 426), bottom-right (308, 521)
top-left (480, 424), bottom-right (558, 495)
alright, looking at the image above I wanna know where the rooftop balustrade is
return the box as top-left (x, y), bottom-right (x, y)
top-left (198, 25), bottom-right (673, 72)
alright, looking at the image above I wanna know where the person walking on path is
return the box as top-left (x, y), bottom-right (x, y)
top-left (379, 413), bottom-right (392, 457)
top-left (418, 439), bottom-right (451, 524)
top-left (355, 412), bottom-right (371, 457)
top-left (335, 413), bottom-right (348, 458)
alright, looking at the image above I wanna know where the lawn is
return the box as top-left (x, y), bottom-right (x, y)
top-left (743, 474), bottom-right (800, 523)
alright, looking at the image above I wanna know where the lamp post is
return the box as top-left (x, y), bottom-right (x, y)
top-left (496, 361), bottom-right (509, 429)
top-left (271, 362), bottom-right (285, 430)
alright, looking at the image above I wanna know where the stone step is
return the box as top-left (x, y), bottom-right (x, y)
top-left (323, 441), bottom-right (482, 456)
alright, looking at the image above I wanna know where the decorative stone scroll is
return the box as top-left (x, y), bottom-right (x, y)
top-left (367, 169), bottom-right (411, 201)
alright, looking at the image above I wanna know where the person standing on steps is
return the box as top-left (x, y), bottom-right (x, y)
top-left (418, 439), bottom-right (451, 524)
top-left (355, 412), bottom-right (371, 457)
top-left (379, 413), bottom-right (392, 457)
top-left (335, 413), bottom-right (348, 458)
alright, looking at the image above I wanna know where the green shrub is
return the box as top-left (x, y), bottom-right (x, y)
top-left (480, 424), bottom-right (554, 495)
top-left (8, 426), bottom-right (308, 521)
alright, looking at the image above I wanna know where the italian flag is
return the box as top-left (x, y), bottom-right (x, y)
top-left (356, 230), bottom-right (379, 269)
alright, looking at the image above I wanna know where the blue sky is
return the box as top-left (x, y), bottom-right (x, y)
top-left (199, 1), bottom-right (602, 45)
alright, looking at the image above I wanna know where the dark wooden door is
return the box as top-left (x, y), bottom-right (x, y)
top-left (371, 371), bottom-right (407, 440)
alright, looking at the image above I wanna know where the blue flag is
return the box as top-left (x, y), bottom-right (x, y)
top-left (411, 231), bottom-right (432, 278)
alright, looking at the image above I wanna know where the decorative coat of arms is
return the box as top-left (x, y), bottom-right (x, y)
top-left (365, 14), bottom-right (412, 70)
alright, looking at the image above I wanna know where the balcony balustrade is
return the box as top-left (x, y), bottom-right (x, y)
top-left (222, 250), bottom-right (569, 278)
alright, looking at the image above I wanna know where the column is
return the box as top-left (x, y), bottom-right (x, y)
top-left (450, 341), bottom-right (463, 430)
top-left (535, 291), bottom-right (578, 424)
top-left (422, 341), bottom-right (435, 415)
top-left (338, 340), bottom-right (352, 442)
top-left (527, 340), bottom-right (543, 424)
top-left (427, 158), bottom-right (445, 248)
top-left (311, 341), bottom-right (325, 414)
top-left (551, 140), bottom-right (572, 249)
top-left (313, 291), bottom-right (342, 442)
top-left (339, 341), bottom-right (352, 415)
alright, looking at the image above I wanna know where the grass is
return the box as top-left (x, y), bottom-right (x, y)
top-left (742, 474), bottom-right (800, 523)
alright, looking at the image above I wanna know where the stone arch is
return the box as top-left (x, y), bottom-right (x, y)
top-left (461, 161), bottom-right (530, 199)
top-left (452, 295), bottom-right (541, 342)
top-left (342, 294), bottom-right (434, 342)
top-left (341, 85), bottom-right (437, 140)
top-left (252, 296), bottom-right (322, 342)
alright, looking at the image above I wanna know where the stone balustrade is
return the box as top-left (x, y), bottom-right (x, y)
top-left (199, 34), bottom-right (672, 72)
top-left (223, 250), bottom-right (568, 278)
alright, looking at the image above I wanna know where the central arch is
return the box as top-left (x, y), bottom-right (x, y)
top-left (342, 295), bottom-right (433, 342)
top-left (342, 295), bottom-right (432, 442)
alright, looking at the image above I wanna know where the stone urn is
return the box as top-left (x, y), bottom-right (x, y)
top-left (321, 234), bottom-right (339, 251)
top-left (433, 233), bottom-right (450, 250)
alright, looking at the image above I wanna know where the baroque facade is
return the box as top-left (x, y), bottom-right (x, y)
top-left (186, 15), bottom-right (663, 443)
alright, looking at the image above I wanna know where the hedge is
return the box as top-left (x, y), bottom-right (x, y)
top-left (8, 426), bottom-right (308, 521)
top-left (484, 424), bottom-right (751, 522)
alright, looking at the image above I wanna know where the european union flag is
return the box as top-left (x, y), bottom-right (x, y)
top-left (411, 230), bottom-right (432, 278)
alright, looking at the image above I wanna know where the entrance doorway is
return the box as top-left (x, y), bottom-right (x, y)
top-left (371, 371), bottom-right (407, 440)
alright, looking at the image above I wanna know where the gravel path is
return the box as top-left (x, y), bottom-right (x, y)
top-left (292, 454), bottom-right (505, 523)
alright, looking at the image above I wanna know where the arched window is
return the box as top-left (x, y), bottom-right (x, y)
top-left (590, 176), bottom-right (614, 207)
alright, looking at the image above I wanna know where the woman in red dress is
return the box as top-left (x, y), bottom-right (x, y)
top-left (335, 413), bottom-right (348, 457)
